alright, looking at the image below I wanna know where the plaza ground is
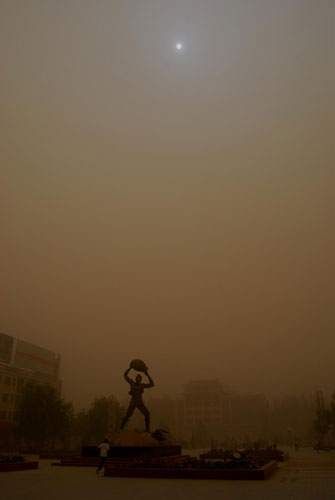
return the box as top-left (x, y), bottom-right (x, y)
top-left (2, 447), bottom-right (335, 500)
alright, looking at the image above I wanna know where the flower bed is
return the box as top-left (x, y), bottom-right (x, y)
top-left (0, 459), bottom-right (39, 472)
top-left (201, 447), bottom-right (289, 462)
top-left (200, 450), bottom-right (235, 460)
top-left (52, 455), bottom-right (187, 467)
top-left (0, 455), bottom-right (25, 464)
top-left (104, 455), bottom-right (277, 480)
top-left (248, 448), bottom-right (289, 462)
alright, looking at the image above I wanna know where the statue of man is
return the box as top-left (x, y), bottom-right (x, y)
top-left (120, 365), bottom-right (154, 433)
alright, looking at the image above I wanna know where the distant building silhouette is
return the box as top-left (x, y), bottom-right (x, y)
top-left (0, 332), bottom-right (61, 430)
top-left (145, 380), bottom-right (267, 445)
top-left (182, 379), bottom-right (266, 443)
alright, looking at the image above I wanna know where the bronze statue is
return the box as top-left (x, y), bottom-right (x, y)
top-left (120, 360), bottom-right (154, 433)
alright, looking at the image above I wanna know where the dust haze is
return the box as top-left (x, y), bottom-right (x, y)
top-left (1, 0), bottom-right (334, 409)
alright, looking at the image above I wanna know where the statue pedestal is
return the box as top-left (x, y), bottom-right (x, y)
top-left (82, 430), bottom-right (181, 458)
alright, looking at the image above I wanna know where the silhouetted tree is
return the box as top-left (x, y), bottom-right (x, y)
top-left (267, 394), bottom-right (316, 444)
top-left (330, 390), bottom-right (335, 435)
top-left (86, 397), bottom-right (109, 442)
top-left (71, 409), bottom-right (90, 445)
top-left (108, 395), bottom-right (124, 433)
top-left (313, 391), bottom-right (331, 441)
top-left (15, 381), bottom-right (74, 450)
top-left (72, 396), bottom-right (124, 445)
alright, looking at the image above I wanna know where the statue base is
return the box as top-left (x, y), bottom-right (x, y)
top-left (82, 430), bottom-right (181, 458)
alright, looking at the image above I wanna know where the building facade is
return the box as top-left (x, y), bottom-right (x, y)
top-left (140, 380), bottom-right (268, 445)
top-left (182, 379), bottom-right (267, 443)
top-left (0, 332), bottom-right (61, 430)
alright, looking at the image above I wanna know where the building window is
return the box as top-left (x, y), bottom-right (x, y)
top-left (12, 378), bottom-right (17, 387)
top-left (17, 378), bottom-right (25, 391)
top-left (2, 393), bottom-right (9, 402)
top-left (10, 394), bottom-right (15, 403)
top-left (5, 377), bottom-right (11, 386)
top-left (0, 410), bottom-right (7, 420)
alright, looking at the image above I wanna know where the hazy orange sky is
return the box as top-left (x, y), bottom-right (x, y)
top-left (1, 0), bottom-right (334, 409)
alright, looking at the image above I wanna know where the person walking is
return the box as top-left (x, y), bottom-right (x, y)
top-left (96, 438), bottom-right (110, 474)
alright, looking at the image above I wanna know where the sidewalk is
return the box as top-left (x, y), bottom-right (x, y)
top-left (2, 448), bottom-right (335, 500)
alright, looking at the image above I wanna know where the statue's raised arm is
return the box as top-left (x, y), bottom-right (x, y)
top-left (123, 367), bottom-right (132, 384)
top-left (142, 370), bottom-right (154, 388)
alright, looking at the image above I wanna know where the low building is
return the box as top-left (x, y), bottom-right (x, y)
top-left (183, 379), bottom-right (224, 426)
top-left (143, 380), bottom-right (267, 445)
top-left (182, 379), bottom-right (267, 444)
top-left (0, 332), bottom-right (61, 430)
top-left (147, 396), bottom-right (184, 437)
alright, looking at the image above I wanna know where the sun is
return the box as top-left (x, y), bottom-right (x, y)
top-left (176, 43), bottom-right (183, 50)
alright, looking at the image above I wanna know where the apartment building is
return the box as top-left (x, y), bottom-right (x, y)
top-left (0, 332), bottom-right (61, 429)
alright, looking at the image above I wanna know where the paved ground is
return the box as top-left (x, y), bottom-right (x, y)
top-left (2, 447), bottom-right (335, 500)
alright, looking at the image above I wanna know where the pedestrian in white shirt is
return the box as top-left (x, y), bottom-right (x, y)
top-left (96, 438), bottom-right (110, 474)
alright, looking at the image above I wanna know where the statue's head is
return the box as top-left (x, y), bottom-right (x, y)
top-left (135, 374), bottom-right (142, 383)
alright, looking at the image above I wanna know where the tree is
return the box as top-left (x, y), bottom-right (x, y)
top-left (330, 389), bottom-right (335, 436)
top-left (72, 396), bottom-right (124, 445)
top-left (85, 397), bottom-right (109, 443)
top-left (108, 395), bottom-right (124, 434)
top-left (15, 381), bottom-right (74, 450)
top-left (71, 409), bottom-right (90, 445)
top-left (313, 391), bottom-right (331, 443)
